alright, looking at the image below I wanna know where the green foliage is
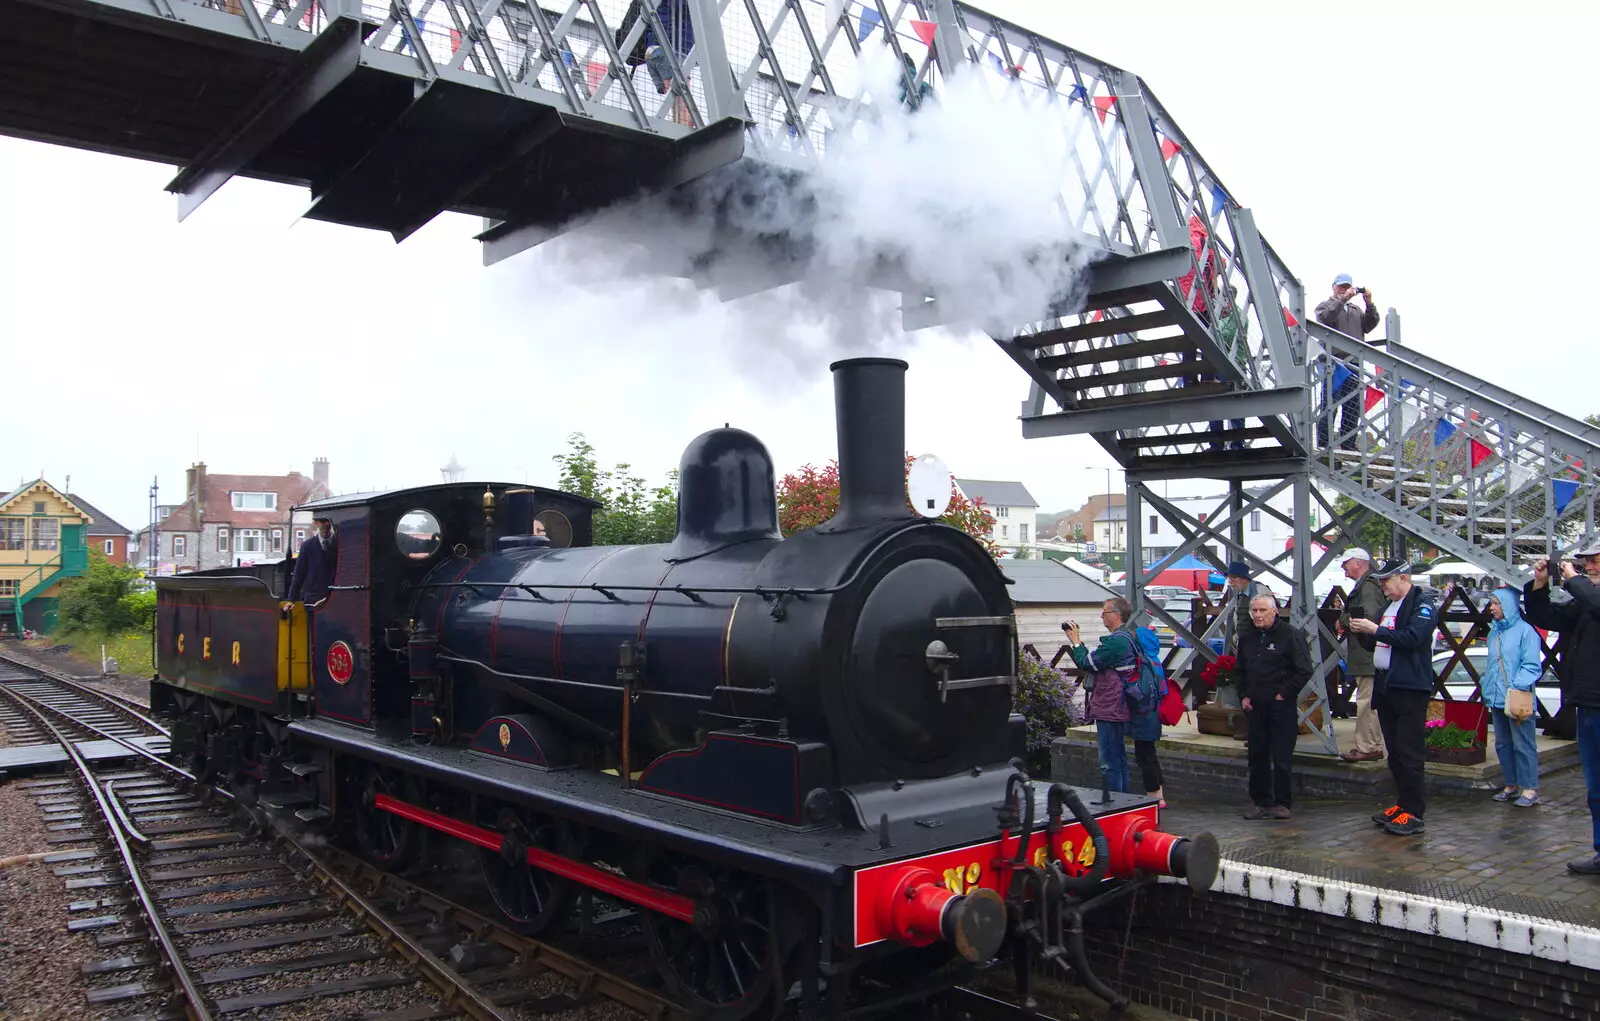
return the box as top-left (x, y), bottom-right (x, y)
top-left (552, 433), bottom-right (679, 546)
top-left (1423, 719), bottom-right (1476, 750)
top-left (1586, 413), bottom-right (1599, 428)
top-left (57, 550), bottom-right (149, 634)
top-left (1014, 653), bottom-right (1084, 766)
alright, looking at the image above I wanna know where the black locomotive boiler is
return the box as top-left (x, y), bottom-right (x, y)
top-left (152, 357), bottom-right (1218, 1020)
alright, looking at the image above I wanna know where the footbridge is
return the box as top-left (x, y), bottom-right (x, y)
top-left (6, 0), bottom-right (1595, 750)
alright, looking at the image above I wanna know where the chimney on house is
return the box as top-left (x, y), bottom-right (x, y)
top-left (187, 462), bottom-right (207, 503)
top-left (313, 457), bottom-right (329, 490)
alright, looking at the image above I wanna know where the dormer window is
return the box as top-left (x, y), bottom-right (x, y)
top-left (231, 492), bottom-right (278, 511)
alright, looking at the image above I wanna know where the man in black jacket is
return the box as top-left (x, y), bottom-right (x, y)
top-left (1238, 594), bottom-right (1312, 820)
top-left (285, 516), bottom-right (337, 608)
top-left (1524, 543), bottom-right (1600, 876)
top-left (1349, 561), bottom-right (1437, 836)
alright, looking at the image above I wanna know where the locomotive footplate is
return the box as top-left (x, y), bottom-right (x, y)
top-left (289, 722), bottom-right (1217, 943)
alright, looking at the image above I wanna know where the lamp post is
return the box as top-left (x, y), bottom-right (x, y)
top-left (1083, 466), bottom-right (1125, 557)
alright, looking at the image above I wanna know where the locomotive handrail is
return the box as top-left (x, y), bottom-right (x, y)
top-left (435, 652), bottom-right (712, 702)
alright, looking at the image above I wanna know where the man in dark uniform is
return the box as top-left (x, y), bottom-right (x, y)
top-left (285, 515), bottom-right (337, 608)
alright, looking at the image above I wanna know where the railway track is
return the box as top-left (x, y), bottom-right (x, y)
top-left (0, 661), bottom-right (692, 1021)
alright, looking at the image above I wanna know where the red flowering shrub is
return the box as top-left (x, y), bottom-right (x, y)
top-left (776, 455), bottom-right (999, 557)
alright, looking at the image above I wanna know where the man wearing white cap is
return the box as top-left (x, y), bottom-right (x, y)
top-left (1314, 274), bottom-right (1380, 451)
top-left (1337, 548), bottom-right (1388, 762)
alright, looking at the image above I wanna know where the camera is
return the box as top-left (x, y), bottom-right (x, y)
top-left (1547, 553), bottom-right (1563, 579)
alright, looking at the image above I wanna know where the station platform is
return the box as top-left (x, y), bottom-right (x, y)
top-left (1053, 714), bottom-right (1582, 804)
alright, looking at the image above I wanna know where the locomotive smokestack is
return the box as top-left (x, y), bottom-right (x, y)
top-left (820, 357), bottom-right (914, 532)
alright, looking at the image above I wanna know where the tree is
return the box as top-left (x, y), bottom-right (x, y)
top-left (775, 456), bottom-right (999, 556)
top-left (1586, 413), bottom-right (1599, 428)
top-left (57, 550), bottom-right (153, 634)
top-left (552, 433), bottom-right (679, 546)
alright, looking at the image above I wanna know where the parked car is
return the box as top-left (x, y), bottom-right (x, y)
top-left (1431, 649), bottom-right (1561, 718)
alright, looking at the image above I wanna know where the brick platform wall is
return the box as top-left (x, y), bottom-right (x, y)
top-left (1078, 884), bottom-right (1598, 1021)
top-left (1052, 736), bottom-right (1389, 806)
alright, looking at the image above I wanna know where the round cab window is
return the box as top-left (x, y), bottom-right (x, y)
top-left (397, 509), bottom-right (442, 559)
top-left (535, 510), bottom-right (572, 548)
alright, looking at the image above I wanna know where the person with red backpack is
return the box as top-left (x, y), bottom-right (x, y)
top-left (1131, 625), bottom-right (1169, 808)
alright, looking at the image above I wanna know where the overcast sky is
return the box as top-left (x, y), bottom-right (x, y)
top-left (3, 0), bottom-right (1595, 534)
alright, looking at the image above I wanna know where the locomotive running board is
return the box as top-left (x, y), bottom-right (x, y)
top-left (372, 793), bottom-right (697, 922)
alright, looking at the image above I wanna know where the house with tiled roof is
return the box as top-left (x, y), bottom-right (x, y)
top-left (136, 459), bottom-right (332, 574)
top-left (954, 478), bottom-right (1040, 558)
top-left (1, 478), bottom-right (91, 634)
top-left (66, 494), bottom-right (133, 564)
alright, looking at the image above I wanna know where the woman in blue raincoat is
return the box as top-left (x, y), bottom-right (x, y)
top-left (1131, 626), bottom-right (1167, 808)
top-left (1484, 586), bottom-right (1543, 807)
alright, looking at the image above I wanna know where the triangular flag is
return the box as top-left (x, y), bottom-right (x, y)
top-left (825, 0), bottom-right (845, 28)
top-left (1554, 479), bottom-right (1580, 514)
top-left (1400, 403), bottom-right (1423, 434)
top-left (1090, 310), bottom-right (1104, 322)
top-left (1209, 184), bottom-right (1227, 218)
top-left (987, 52), bottom-right (1005, 75)
top-left (857, 6), bottom-right (881, 42)
top-left (449, 27), bottom-right (461, 54)
top-left (910, 19), bottom-right (937, 46)
top-left (400, 17), bottom-right (425, 53)
top-left (1160, 137), bottom-right (1181, 161)
top-left (560, 47), bottom-right (577, 69)
top-left (1066, 83), bottom-right (1087, 104)
top-left (1364, 385), bottom-right (1384, 412)
top-left (586, 60), bottom-right (607, 91)
top-left (1092, 95), bottom-right (1116, 123)
top-left (1283, 310), bottom-right (1299, 328)
top-left (1507, 462), bottom-right (1534, 493)
top-left (1469, 439), bottom-right (1494, 469)
top-left (1433, 419), bottom-right (1457, 446)
top-left (1330, 363), bottom-right (1354, 392)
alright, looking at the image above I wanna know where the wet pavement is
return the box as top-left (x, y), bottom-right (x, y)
top-left (1160, 764), bottom-right (1600, 928)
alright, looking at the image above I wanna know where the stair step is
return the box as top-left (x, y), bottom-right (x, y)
top-left (1072, 381), bottom-right (1229, 411)
top-left (259, 793), bottom-right (314, 810)
top-left (1120, 426), bottom-right (1274, 451)
top-left (1057, 361), bottom-right (1211, 393)
top-left (293, 808), bottom-right (331, 823)
top-left (284, 763), bottom-right (322, 777)
top-left (1020, 308), bottom-right (1186, 349)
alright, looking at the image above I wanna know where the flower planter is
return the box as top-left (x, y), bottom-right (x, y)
top-left (1425, 746), bottom-right (1485, 766)
top-left (1196, 703), bottom-right (1248, 740)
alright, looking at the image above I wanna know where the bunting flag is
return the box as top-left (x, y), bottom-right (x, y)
top-left (1330, 363), bottom-right (1354, 392)
top-left (586, 60), bottom-right (608, 91)
top-left (857, 6), bottom-right (881, 42)
top-left (910, 19), bottom-right (937, 46)
top-left (1554, 479), bottom-right (1581, 514)
top-left (1092, 95), bottom-right (1116, 123)
top-left (400, 17), bottom-right (425, 53)
top-left (1433, 418), bottom-right (1457, 446)
top-left (1283, 310), bottom-right (1300, 328)
top-left (449, 27), bottom-right (461, 54)
top-left (1400, 403), bottom-right (1424, 435)
top-left (1066, 83), bottom-right (1087, 104)
top-left (1469, 439), bottom-right (1494, 469)
top-left (1364, 385), bottom-right (1385, 412)
top-left (1160, 137), bottom-right (1181, 161)
top-left (560, 47), bottom-right (577, 70)
top-left (1506, 462), bottom-right (1534, 493)
top-left (1209, 184), bottom-right (1227, 218)
top-left (1570, 458), bottom-right (1587, 480)
top-left (1090, 310), bottom-right (1104, 322)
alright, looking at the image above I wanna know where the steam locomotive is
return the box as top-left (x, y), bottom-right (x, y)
top-left (152, 358), bottom-right (1217, 1019)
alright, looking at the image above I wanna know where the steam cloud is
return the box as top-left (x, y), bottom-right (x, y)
top-left (533, 46), bottom-right (1101, 377)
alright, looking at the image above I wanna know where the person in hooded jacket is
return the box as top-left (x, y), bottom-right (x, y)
top-left (1131, 626), bottom-right (1167, 808)
top-left (1482, 586), bottom-right (1543, 807)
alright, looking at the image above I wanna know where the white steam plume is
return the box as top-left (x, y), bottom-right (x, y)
top-left (534, 46), bottom-right (1102, 377)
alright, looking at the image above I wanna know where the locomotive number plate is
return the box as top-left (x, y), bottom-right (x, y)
top-left (327, 641), bottom-right (355, 685)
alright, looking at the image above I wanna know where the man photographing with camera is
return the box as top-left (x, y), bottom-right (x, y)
top-left (1522, 543), bottom-right (1600, 876)
top-left (1314, 273), bottom-right (1381, 450)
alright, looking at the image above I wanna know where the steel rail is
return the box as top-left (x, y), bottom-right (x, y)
top-left (1, 678), bottom-right (204, 789)
top-left (0, 686), bottom-right (215, 1021)
top-left (0, 650), bottom-right (170, 735)
top-left (286, 841), bottom-right (525, 1021)
top-left (308, 842), bottom-right (694, 1021)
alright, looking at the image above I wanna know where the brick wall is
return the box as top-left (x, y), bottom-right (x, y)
top-left (1079, 884), bottom-right (1598, 1021)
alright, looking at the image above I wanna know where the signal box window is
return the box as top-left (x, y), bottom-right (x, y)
top-left (1, 519), bottom-right (23, 550)
top-left (31, 519), bottom-right (58, 551)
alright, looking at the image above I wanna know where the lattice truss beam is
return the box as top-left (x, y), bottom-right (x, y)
top-left (1307, 323), bottom-right (1599, 583)
top-left (1126, 477), bottom-right (1371, 755)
